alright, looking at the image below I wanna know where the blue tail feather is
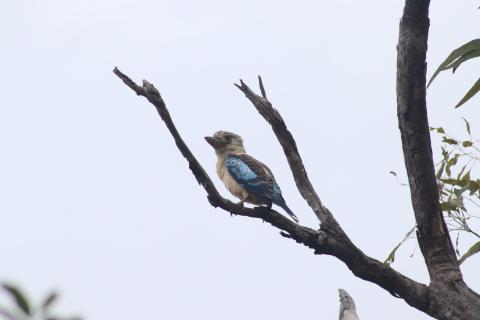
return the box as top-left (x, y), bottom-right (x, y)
top-left (273, 196), bottom-right (299, 223)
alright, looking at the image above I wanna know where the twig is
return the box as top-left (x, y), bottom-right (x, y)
top-left (258, 75), bottom-right (267, 99)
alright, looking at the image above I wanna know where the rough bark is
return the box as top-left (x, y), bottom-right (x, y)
top-left (393, 1), bottom-right (480, 318)
top-left (112, 0), bottom-right (480, 318)
top-left (396, 0), bottom-right (462, 284)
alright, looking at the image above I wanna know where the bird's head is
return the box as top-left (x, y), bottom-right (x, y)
top-left (205, 131), bottom-right (245, 156)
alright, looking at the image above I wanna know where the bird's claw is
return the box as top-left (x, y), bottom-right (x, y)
top-left (235, 200), bottom-right (246, 207)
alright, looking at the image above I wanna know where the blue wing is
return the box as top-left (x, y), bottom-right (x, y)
top-left (225, 154), bottom-right (299, 222)
top-left (225, 154), bottom-right (274, 204)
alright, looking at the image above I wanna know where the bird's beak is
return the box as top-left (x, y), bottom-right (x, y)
top-left (205, 136), bottom-right (226, 149)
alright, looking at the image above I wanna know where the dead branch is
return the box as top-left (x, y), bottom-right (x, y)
top-left (113, 66), bottom-right (429, 314)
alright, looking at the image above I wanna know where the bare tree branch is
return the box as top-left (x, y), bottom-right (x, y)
top-left (396, 0), bottom-right (462, 283)
top-left (113, 67), bottom-right (434, 316)
top-left (234, 79), bottom-right (340, 227)
top-left (113, 67), bottom-right (317, 239)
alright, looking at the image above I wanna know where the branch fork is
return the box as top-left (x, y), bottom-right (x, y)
top-left (113, 67), bottom-right (429, 312)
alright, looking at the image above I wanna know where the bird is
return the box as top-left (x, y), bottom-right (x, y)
top-left (205, 130), bottom-right (299, 223)
top-left (338, 289), bottom-right (360, 320)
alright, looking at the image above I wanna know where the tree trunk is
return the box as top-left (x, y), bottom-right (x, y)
top-left (396, 0), bottom-right (480, 319)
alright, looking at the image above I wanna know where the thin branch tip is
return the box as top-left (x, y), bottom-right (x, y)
top-left (258, 75), bottom-right (267, 99)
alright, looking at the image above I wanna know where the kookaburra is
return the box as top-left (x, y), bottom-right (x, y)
top-left (205, 130), bottom-right (298, 223)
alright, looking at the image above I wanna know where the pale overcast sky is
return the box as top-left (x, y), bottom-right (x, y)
top-left (1, 1), bottom-right (479, 319)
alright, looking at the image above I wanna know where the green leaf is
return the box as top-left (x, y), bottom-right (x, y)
top-left (462, 117), bottom-right (471, 136)
top-left (42, 291), bottom-right (58, 311)
top-left (456, 165), bottom-right (467, 180)
top-left (455, 78), bottom-right (480, 108)
top-left (462, 141), bottom-right (473, 147)
top-left (445, 154), bottom-right (459, 177)
top-left (453, 185), bottom-right (470, 198)
top-left (441, 201), bottom-right (458, 212)
top-left (430, 127), bottom-right (445, 134)
top-left (428, 39), bottom-right (480, 87)
top-left (442, 137), bottom-right (458, 145)
top-left (458, 241), bottom-right (480, 265)
top-left (441, 147), bottom-right (449, 159)
top-left (436, 161), bottom-right (446, 179)
top-left (2, 284), bottom-right (30, 315)
top-left (468, 180), bottom-right (480, 195)
top-left (440, 178), bottom-right (463, 186)
top-left (461, 171), bottom-right (471, 183)
top-left (451, 49), bottom-right (480, 73)
top-left (384, 226), bottom-right (416, 265)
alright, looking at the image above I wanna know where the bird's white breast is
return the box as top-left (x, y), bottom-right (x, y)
top-left (216, 156), bottom-right (249, 201)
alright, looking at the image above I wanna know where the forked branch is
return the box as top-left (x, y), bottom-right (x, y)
top-left (113, 67), bottom-right (429, 314)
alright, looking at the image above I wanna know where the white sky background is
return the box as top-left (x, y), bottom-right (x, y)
top-left (1, 1), bottom-right (479, 319)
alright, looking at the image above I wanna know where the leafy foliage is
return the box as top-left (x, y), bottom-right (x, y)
top-left (1, 284), bottom-right (31, 316)
top-left (428, 39), bottom-right (480, 108)
top-left (0, 283), bottom-right (80, 320)
top-left (386, 120), bottom-right (480, 265)
top-left (432, 122), bottom-right (480, 264)
top-left (459, 241), bottom-right (480, 265)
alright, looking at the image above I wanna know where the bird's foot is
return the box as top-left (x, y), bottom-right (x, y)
top-left (262, 202), bottom-right (273, 214)
top-left (236, 199), bottom-right (246, 207)
top-left (266, 201), bottom-right (273, 210)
